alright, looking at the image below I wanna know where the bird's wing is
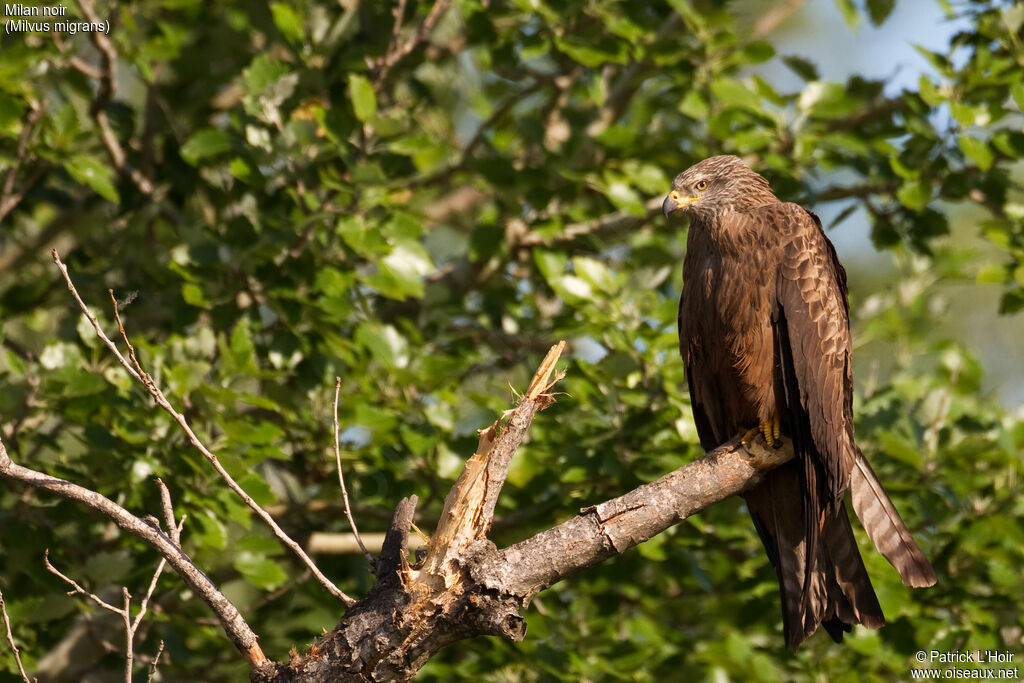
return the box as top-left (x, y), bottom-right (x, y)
top-left (772, 205), bottom-right (854, 503)
top-left (772, 205), bottom-right (936, 588)
top-left (677, 235), bottom-right (729, 452)
top-left (769, 204), bottom-right (860, 622)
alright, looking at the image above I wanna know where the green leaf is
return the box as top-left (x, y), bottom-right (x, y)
top-left (242, 54), bottom-right (290, 94)
top-left (798, 81), bottom-right (857, 119)
top-left (918, 75), bottom-right (944, 106)
top-left (958, 135), bottom-right (994, 171)
top-left (182, 282), bottom-right (211, 308)
top-left (338, 215), bottom-right (388, 256)
top-left (555, 35), bottom-right (628, 66)
top-left (0, 92), bottom-right (24, 133)
top-left (64, 155), bottom-right (120, 203)
top-left (193, 512), bottom-right (227, 550)
top-left (377, 242), bottom-right (433, 299)
top-left (348, 74), bottom-right (377, 122)
top-left (229, 156), bottom-right (259, 184)
top-left (234, 552), bottom-right (288, 590)
top-left (237, 472), bottom-right (277, 506)
top-left (913, 44), bottom-right (950, 74)
top-left (976, 264), bottom-right (1008, 284)
top-left (533, 249), bottom-right (567, 284)
top-left (678, 90), bottom-right (709, 119)
top-left (1012, 82), bottom-right (1024, 112)
top-left (950, 102), bottom-right (982, 126)
top-left (709, 78), bottom-right (762, 114)
top-left (602, 179), bottom-right (645, 215)
top-left (1000, 288), bottom-right (1024, 314)
top-left (574, 256), bottom-right (616, 294)
top-left (270, 2), bottom-right (304, 43)
top-left (897, 179), bottom-right (931, 210)
top-left (226, 320), bottom-right (257, 374)
top-left (222, 419), bottom-right (284, 445)
top-left (865, 0), bottom-right (895, 26)
top-left (741, 41), bottom-right (775, 64)
top-left (782, 55), bottom-right (819, 81)
top-left (876, 431), bottom-right (922, 468)
top-left (834, 0), bottom-right (860, 29)
top-left (181, 128), bottom-right (231, 165)
top-left (355, 322), bottom-right (410, 369)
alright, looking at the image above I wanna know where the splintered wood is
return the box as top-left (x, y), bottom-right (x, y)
top-left (411, 341), bottom-right (566, 590)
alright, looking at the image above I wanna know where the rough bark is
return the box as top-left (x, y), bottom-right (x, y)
top-left (254, 430), bottom-right (792, 682)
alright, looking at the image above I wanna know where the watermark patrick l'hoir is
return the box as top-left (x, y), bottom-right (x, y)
top-left (911, 649), bottom-right (1019, 680)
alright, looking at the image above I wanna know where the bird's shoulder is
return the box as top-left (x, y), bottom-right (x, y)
top-left (746, 201), bottom-right (820, 235)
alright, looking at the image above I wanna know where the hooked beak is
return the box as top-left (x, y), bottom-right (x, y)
top-left (662, 191), bottom-right (700, 218)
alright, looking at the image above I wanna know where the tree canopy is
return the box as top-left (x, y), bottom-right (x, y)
top-left (1, 0), bottom-right (1022, 680)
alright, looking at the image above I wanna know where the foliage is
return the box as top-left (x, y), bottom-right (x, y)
top-left (0, 0), bottom-right (1022, 680)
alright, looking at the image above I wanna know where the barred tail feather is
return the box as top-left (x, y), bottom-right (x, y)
top-left (850, 453), bottom-right (937, 588)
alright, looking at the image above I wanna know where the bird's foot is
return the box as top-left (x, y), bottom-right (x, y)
top-left (740, 416), bottom-right (782, 448)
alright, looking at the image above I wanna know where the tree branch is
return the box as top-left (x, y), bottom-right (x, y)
top-left (0, 585), bottom-right (32, 683)
top-left (72, 0), bottom-right (154, 195)
top-left (256, 344), bottom-right (791, 682)
top-left (51, 250), bottom-right (354, 606)
top-left (332, 378), bottom-right (373, 567)
top-left (373, 0), bottom-right (451, 92)
top-left (0, 437), bottom-right (269, 671)
top-left (751, 0), bottom-right (806, 38)
top-left (517, 196), bottom-right (663, 247)
top-left (0, 105), bottom-right (46, 225)
top-left (487, 433), bottom-right (791, 599)
top-left (810, 180), bottom-right (901, 203)
top-left (43, 551), bottom-right (136, 682)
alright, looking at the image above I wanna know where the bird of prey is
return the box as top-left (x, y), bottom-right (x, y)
top-left (663, 155), bottom-right (936, 650)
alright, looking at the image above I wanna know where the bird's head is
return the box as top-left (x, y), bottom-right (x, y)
top-left (662, 155), bottom-right (776, 220)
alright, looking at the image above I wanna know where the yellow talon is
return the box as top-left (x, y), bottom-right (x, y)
top-left (741, 416), bottom-right (782, 449)
top-left (740, 425), bottom-right (760, 445)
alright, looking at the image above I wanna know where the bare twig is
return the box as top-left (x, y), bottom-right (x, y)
top-left (132, 485), bottom-right (186, 638)
top-left (811, 180), bottom-right (901, 203)
top-left (50, 250), bottom-right (354, 606)
top-left (44, 550), bottom-right (125, 617)
top-left (147, 640), bottom-right (165, 683)
top-left (0, 105), bottom-right (47, 224)
top-left (386, 0), bottom-right (409, 55)
top-left (72, 0), bottom-right (154, 195)
top-left (120, 588), bottom-right (133, 683)
top-left (586, 15), bottom-right (683, 138)
top-left (46, 509), bottom-right (184, 683)
top-left (751, 0), bottom-right (806, 38)
top-left (518, 196), bottom-right (663, 247)
top-left (156, 478), bottom-right (181, 546)
top-left (373, 0), bottom-right (451, 89)
top-left (0, 586), bottom-right (32, 683)
top-left (333, 378), bottom-right (373, 567)
top-left (0, 437), bottom-right (268, 669)
top-left (44, 551), bottom-right (137, 683)
top-left (413, 79), bottom-right (547, 187)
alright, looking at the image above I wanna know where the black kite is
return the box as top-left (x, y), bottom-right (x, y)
top-left (663, 155), bottom-right (936, 650)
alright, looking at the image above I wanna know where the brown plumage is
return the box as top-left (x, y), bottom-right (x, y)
top-left (664, 155), bottom-right (936, 650)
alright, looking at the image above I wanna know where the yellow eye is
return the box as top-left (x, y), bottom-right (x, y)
top-left (696, 180), bottom-right (707, 191)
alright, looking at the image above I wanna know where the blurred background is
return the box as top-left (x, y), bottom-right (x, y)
top-left (0, 0), bottom-right (1022, 681)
